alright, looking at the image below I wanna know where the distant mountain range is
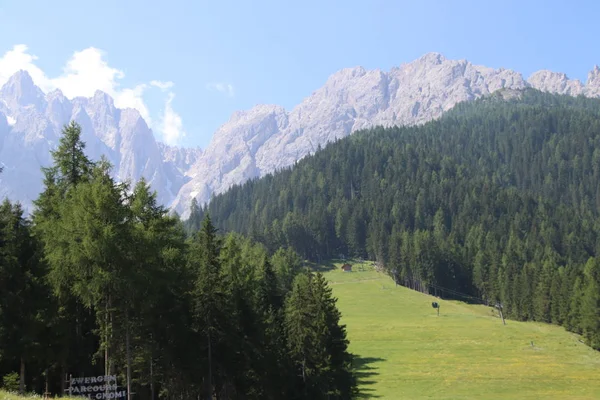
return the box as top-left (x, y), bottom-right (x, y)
top-left (1, 53), bottom-right (599, 216)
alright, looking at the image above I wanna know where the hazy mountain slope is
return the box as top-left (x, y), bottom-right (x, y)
top-left (0, 71), bottom-right (201, 211)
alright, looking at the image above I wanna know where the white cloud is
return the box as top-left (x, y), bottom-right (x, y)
top-left (6, 115), bottom-right (15, 126)
top-left (0, 44), bottom-right (185, 144)
top-left (207, 82), bottom-right (234, 97)
top-left (0, 44), bottom-right (48, 90)
top-left (150, 80), bottom-right (174, 91)
top-left (114, 84), bottom-right (151, 125)
top-left (50, 47), bottom-right (124, 98)
top-left (160, 92), bottom-right (185, 145)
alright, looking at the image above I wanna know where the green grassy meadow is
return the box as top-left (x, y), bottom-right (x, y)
top-left (323, 261), bottom-right (600, 399)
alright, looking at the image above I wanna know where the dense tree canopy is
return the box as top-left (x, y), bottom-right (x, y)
top-left (193, 90), bottom-right (600, 350)
top-left (0, 122), bottom-right (356, 399)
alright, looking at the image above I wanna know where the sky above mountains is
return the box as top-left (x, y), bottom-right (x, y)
top-left (0, 0), bottom-right (598, 148)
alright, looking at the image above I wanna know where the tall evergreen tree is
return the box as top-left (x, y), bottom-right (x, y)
top-left (189, 215), bottom-right (227, 399)
top-left (0, 201), bottom-right (48, 394)
top-left (581, 258), bottom-right (600, 349)
top-left (50, 121), bottom-right (94, 189)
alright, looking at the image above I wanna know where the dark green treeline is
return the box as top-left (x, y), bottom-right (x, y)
top-left (0, 121), bottom-right (356, 399)
top-left (191, 90), bottom-right (600, 350)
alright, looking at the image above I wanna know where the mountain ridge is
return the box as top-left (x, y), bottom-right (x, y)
top-left (1, 53), bottom-right (599, 215)
top-left (172, 53), bottom-right (600, 216)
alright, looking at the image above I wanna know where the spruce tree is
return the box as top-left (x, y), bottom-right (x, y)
top-left (0, 201), bottom-right (47, 394)
top-left (50, 121), bottom-right (94, 188)
top-left (310, 272), bottom-right (356, 399)
top-left (285, 271), bottom-right (356, 399)
top-left (581, 258), bottom-right (600, 349)
top-left (189, 215), bottom-right (226, 399)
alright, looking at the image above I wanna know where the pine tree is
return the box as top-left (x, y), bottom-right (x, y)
top-left (310, 272), bottom-right (356, 399)
top-left (285, 272), bottom-right (316, 396)
top-left (50, 121), bottom-right (94, 189)
top-left (534, 260), bottom-right (553, 322)
top-left (566, 277), bottom-right (585, 334)
top-left (271, 247), bottom-right (303, 293)
top-left (581, 258), bottom-right (600, 349)
top-left (0, 200), bottom-right (48, 393)
top-left (189, 215), bottom-right (227, 399)
top-left (284, 271), bottom-right (356, 399)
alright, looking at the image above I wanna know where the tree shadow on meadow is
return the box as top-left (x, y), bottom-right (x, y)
top-left (353, 355), bottom-right (385, 399)
top-left (307, 259), bottom-right (338, 272)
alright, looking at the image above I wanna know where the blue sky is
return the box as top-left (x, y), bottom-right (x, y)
top-left (0, 0), bottom-right (598, 148)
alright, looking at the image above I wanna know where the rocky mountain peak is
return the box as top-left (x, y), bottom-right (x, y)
top-left (325, 66), bottom-right (368, 86)
top-left (46, 88), bottom-right (65, 101)
top-left (527, 70), bottom-right (584, 96)
top-left (91, 90), bottom-right (116, 108)
top-left (0, 70), bottom-right (46, 111)
top-left (416, 52), bottom-right (446, 66)
top-left (588, 65), bottom-right (600, 85)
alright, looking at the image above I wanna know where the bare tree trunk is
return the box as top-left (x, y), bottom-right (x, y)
top-left (60, 361), bottom-right (66, 395)
top-left (302, 357), bottom-right (307, 397)
top-left (44, 368), bottom-right (49, 399)
top-left (105, 298), bottom-right (109, 377)
top-left (207, 330), bottom-right (212, 400)
top-left (19, 356), bottom-right (25, 394)
top-left (126, 308), bottom-right (132, 400)
top-left (105, 295), bottom-right (112, 398)
top-left (150, 357), bottom-right (155, 400)
top-left (302, 358), bottom-right (306, 383)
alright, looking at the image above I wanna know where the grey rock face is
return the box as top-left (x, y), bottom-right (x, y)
top-left (527, 70), bottom-right (585, 95)
top-left (586, 66), bottom-right (600, 97)
top-left (171, 105), bottom-right (288, 209)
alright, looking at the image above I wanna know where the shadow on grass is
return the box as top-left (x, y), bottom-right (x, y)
top-left (353, 355), bottom-right (385, 398)
top-left (306, 259), bottom-right (338, 272)
top-left (308, 258), bottom-right (376, 273)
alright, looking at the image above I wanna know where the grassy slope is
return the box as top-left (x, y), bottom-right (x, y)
top-left (322, 262), bottom-right (600, 399)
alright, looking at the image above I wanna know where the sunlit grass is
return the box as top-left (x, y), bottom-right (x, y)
top-left (0, 391), bottom-right (80, 400)
top-left (323, 261), bottom-right (600, 399)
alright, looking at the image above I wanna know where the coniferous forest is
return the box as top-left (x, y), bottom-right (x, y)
top-left (191, 90), bottom-right (600, 351)
top-left (0, 122), bottom-right (356, 398)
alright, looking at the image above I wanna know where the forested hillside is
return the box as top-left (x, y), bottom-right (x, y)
top-left (0, 123), bottom-right (356, 399)
top-left (190, 90), bottom-right (600, 350)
